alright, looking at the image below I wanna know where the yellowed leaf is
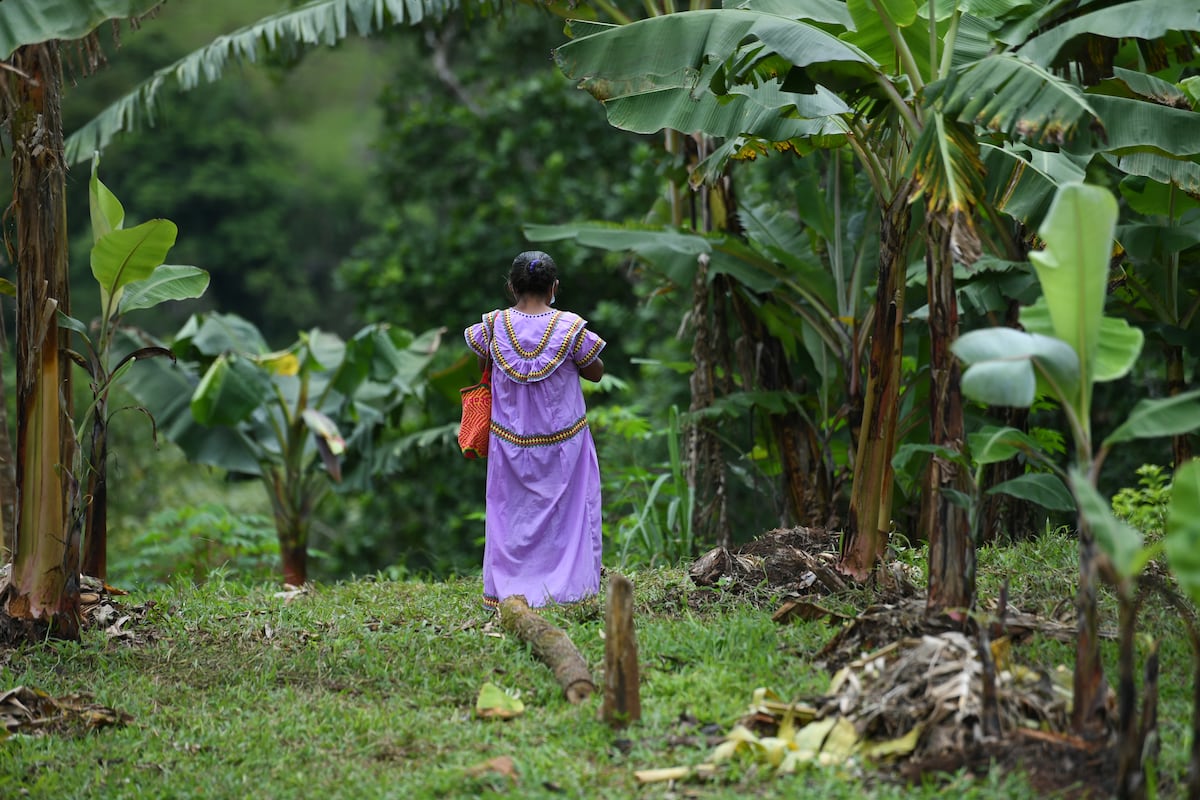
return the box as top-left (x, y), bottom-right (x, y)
top-left (475, 682), bottom-right (524, 720)
top-left (861, 723), bottom-right (923, 760)
top-left (818, 717), bottom-right (860, 762)
top-left (709, 724), bottom-right (760, 763)
top-left (990, 636), bottom-right (1012, 671)
top-left (259, 351), bottom-right (299, 376)
top-left (791, 716), bottom-right (839, 761)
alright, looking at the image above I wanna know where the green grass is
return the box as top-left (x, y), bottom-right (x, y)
top-left (0, 532), bottom-right (1193, 799)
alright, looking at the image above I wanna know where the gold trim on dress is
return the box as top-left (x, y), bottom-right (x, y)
top-left (490, 416), bottom-right (588, 448)
top-left (503, 308), bottom-right (563, 359)
top-left (492, 317), bottom-right (585, 383)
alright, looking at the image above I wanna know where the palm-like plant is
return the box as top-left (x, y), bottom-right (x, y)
top-left (0, 0), bottom-right (479, 636)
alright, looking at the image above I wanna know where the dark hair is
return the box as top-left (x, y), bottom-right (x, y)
top-left (509, 250), bottom-right (558, 297)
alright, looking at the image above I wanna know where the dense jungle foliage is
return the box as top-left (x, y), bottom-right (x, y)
top-left (5, 3), bottom-right (1200, 793)
top-left (4, 0), bottom-right (1195, 595)
top-left (47, 0), bottom-right (693, 586)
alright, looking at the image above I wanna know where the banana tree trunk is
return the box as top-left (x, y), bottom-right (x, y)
top-left (0, 349), bottom-right (14, 561)
top-left (841, 183), bottom-right (912, 580)
top-left (922, 217), bottom-right (974, 614)
top-left (1074, 514), bottom-right (1109, 734)
top-left (4, 43), bottom-right (78, 638)
top-left (685, 139), bottom-right (737, 550)
top-left (686, 252), bottom-right (731, 549)
top-left (728, 290), bottom-right (831, 526)
top-left (267, 469), bottom-right (311, 586)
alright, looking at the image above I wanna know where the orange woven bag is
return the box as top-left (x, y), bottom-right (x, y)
top-left (458, 314), bottom-right (496, 459)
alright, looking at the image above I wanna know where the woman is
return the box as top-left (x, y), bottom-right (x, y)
top-left (464, 251), bottom-right (606, 609)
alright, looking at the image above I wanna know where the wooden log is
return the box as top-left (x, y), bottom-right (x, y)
top-left (498, 595), bottom-right (595, 704)
top-left (601, 573), bottom-right (641, 727)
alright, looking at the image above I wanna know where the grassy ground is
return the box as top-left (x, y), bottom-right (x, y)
top-left (0, 531), bottom-right (1193, 799)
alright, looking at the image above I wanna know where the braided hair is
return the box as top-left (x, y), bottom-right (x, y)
top-left (509, 250), bottom-right (558, 298)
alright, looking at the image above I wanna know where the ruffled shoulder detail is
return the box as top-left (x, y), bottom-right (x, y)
top-left (464, 310), bottom-right (502, 357)
top-left (491, 309), bottom-right (588, 384)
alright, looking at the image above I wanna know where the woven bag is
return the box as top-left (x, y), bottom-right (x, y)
top-left (458, 366), bottom-right (492, 459)
top-left (458, 314), bottom-right (496, 459)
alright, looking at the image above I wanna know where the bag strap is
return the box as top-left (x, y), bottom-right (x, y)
top-left (482, 311), bottom-right (498, 370)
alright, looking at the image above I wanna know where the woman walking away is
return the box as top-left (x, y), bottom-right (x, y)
top-left (464, 250), bottom-right (606, 610)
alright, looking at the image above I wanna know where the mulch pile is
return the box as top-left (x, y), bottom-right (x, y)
top-left (687, 526), bottom-right (1122, 798)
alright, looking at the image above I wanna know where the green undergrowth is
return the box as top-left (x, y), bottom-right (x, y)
top-left (0, 531), bottom-right (1193, 799)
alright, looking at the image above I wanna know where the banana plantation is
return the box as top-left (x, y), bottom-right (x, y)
top-left (2, 0), bottom-right (1200, 797)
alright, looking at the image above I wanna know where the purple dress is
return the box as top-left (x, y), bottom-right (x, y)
top-left (465, 308), bottom-right (606, 609)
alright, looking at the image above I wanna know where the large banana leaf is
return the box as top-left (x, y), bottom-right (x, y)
top-left (926, 53), bottom-right (1101, 148)
top-left (1108, 66), bottom-right (1190, 108)
top-left (601, 81), bottom-right (850, 138)
top-left (1019, 300), bottom-right (1144, 384)
top-left (737, 0), bottom-right (854, 27)
top-left (118, 264), bottom-right (210, 314)
top-left (841, 0), bottom-right (936, 83)
top-left (64, 0), bottom-right (467, 163)
top-left (953, 327), bottom-right (1080, 408)
top-left (1105, 153), bottom-right (1200, 196)
top-left (91, 219), bottom-right (177, 317)
top-left (979, 143), bottom-right (1085, 227)
top-left (1082, 95), bottom-right (1200, 159)
top-left (524, 220), bottom-right (844, 353)
top-left (1017, 0), bottom-right (1200, 68)
top-left (0, 0), bottom-right (164, 59)
top-left (1027, 182), bottom-right (1118, 423)
top-left (556, 11), bottom-right (878, 104)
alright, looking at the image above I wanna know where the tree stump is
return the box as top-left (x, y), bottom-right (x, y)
top-left (601, 573), bottom-right (641, 727)
top-left (498, 595), bottom-right (595, 704)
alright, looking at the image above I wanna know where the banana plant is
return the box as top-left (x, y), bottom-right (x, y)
top-left (62, 157), bottom-right (209, 581)
top-left (553, 0), bottom-right (1200, 615)
top-left (0, 0), bottom-right (504, 633)
top-left (553, 4), bottom-right (928, 584)
top-left (125, 312), bottom-right (444, 586)
top-left (954, 183), bottom-right (1200, 785)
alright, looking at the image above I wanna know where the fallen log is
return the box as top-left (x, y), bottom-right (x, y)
top-left (601, 573), bottom-right (641, 727)
top-left (498, 595), bottom-right (595, 704)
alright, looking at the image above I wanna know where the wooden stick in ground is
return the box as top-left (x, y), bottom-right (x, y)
top-left (498, 595), bottom-right (595, 704)
top-left (602, 573), bottom-right (641, 727)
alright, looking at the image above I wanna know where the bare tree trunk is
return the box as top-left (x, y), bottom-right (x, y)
top-left (923, 216), bottom-right (974, 615)
top-left (4, 43), bottom-right (78, 638)
top-left (841, 182), bottom-right (912, 580)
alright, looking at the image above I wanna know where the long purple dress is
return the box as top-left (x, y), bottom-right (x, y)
top-left (465, 308), bottom-right (605, 609)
